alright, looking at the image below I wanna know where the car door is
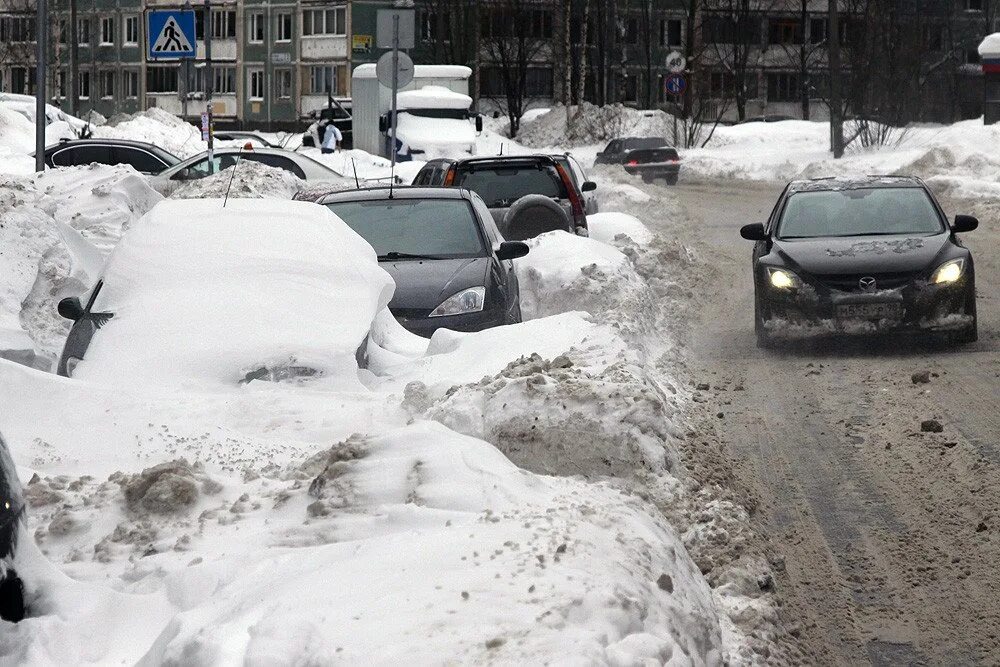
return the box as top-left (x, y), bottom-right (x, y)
top-left (568, 154), bottom-right (598, 214)
top-left (111, 146), bottom-right (169, 175)
top-left (470, 193), bottom-right (517, 321)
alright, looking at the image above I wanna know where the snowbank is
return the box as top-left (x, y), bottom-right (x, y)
top-left (73, 198), bottom-right (394, 388)
top-left (170, 160), bottom-right (305, 200)
top-left (518, 103), bottom-right (675, 148)
top-left (95, 108), bottom-right (206, 158)
top-left (979, 32), bottom-right (1000, 55)
top-left (0, 165), bottom-right (162, 366)
top-left (397, 86), bottom-right (472, 111)
top-left (681, 119), bottom-right (1000, 199)
top-left (587, 211), bottom-right (653, 245)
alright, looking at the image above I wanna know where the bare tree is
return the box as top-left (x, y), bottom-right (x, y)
top-left (481, 0), bottom-right (551, 137)
top-left (703, 0), bottom-right (775, 120)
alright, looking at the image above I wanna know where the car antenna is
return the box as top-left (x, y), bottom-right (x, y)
top-left (222, 145), bottom-right (244, 208)
top-left (351, 158), bottom-right (361, 189)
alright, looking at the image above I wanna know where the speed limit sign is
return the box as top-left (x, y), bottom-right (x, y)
top-left (666, 51), bottom-right (686, 73)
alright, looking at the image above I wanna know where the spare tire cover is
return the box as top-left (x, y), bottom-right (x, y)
top-left (501, 194), bottom-right (572, 241)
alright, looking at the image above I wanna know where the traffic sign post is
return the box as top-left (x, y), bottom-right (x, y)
top-left (147, 10), bottom-right (196, 59)
top-left (376, 8), bottom-right (414, 168)
top-left (665, 51), bottom-right (686, 74)
top-left (665, 74), bottom-right (687, 97)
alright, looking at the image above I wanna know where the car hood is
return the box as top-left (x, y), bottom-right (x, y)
top-left (381, 256), bottom-right (489, 311)
top-left (773, 233), bottom-right (951, 275)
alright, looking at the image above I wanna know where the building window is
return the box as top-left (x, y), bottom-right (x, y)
top-left (768, 18), bottom-right (801, 45)
top-left (146, 66), bottom-right (178, 93)
top-left (276, 12), bottom-right (292, 41)
top-left (302, 7), bottom-right (346, 36)
top-left (809, 18), bottom-right (826, 44)
top-left (624, 16), bottom-right (638, 44)
top-left (4, 16), bottom-right (36, 43)
top-left (248, 13), bottom-right (264, 42)
top-left (101, 17), bottom-right (114, 45)
top-left (966, 49), bottom-right (982, 64)
top-left (419, 10), bottom-right (439, 41)
top-left (525, 67), bottom-right (553, 97)
top-left (79, 18), bottom-right (91, 45)
top-left (123, 69), bottom-right (139, 98)
top-left (702, 13), bottom-right (760, 45)
top-left (212, 10), bottom-right (236, 39)
top-left (58, 19), bottom-right (67, 44)
top-left (248, 69), bottom-right (265, 100)
top-left (275, 68), bottom-right (292, 98)
top-left (124, 15), bottom-right (139, 45)
top-left (309, 64), bottom-right (344, 94)
top-left (965, 0), bottom-right (983, 11)
top-left (11, 67), bottom-right (30, 94)
top-left (529, 10), bottom-right (553, 39)
top-left (57, 70), bottom-right (68, 97)
top-left (80, 70), bottom-right (91, 98)
top-left (660, 19), bottom-right (682, 47)
top-left (100, 70), bottom-right (114, 98)
top-left (214, 66), bottom-right (236, 94)
top-left (766, 72), bottom-right (800, 102)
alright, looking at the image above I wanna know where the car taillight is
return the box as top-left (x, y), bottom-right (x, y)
top-left (555, 163), bottom-right (586, 228)
top-left (626, 159), bottom-right (639, 166)
top-left (443, 166), bottom-right (456, 186)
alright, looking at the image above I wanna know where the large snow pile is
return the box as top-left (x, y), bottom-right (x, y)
top-left (72, 198), bottom-right (394, 388)
top-left (979, 32), bottom-right (1000, 55)
top-left (518, 103), bottom-right (676, 148)
top-left (0, 106), bottom-right (80, 176)
top-left (681, 119), bottom-right (1000, 199)
top-left (170, 160), bottom-right (306, 199)
top-left (0, 165), bottom-right (162, 366)
top-left (95, 108), bottom-right (206, 158)
top-left (587, 211), bottom-right (654, 245)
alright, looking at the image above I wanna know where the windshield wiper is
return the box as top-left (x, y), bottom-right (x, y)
top-left (378, 251), bottom-right (445, 261)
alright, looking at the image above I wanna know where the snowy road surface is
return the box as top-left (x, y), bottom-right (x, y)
top-left (653, 178), bottom-right (1000, 665)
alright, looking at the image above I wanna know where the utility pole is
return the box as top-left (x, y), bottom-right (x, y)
top-left (828, 0), bottom-right (844, 158)
top-left (70, 0), bottom-right (79, 115)
top-left (205, 0), bottom-right (214, 173)
top-left (35, 0), bottom-right (48, 172)
top-left (390, 13), bottom-right (400, 169)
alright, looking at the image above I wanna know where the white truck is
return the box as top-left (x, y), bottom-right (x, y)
top-left (351, 64), bottom-right (483, 160)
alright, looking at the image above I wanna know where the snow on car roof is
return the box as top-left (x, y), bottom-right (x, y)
top-left (787, 175), bottom-right (923, 192)
top-left (73, 198), bottom-right (394, 387)
top-left (979, 33), bottom-right (1000, 56)
top-left (352, 64), bottom-right (472, 80)
top-left (396, 86), bottom-right (472, 110)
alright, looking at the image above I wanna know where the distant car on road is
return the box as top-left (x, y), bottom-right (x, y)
top-left (150, 147), bottom-right (340, 195)
top-left (740, 176), bottom-right (978, 348)
top-left (316, 186), bottom-right (529, 337)
top-left (594, 137), bottom-right (681, 185)
top-left (36, 138), bottom-right (181, 174)
top-left (738, 115), bottom-right (795, 124)
top-left (412, 155), bottom-right (588, 240)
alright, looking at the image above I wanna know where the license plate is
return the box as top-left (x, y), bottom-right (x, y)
top-left (836, 303), bottom-right (903, 319)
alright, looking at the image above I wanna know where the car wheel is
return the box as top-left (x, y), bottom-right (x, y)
top-left (641, 173), bottom-right (655, 184)
top-left (663, 174), bottom-right (678, 186)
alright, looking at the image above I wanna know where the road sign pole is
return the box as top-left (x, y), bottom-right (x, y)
top-left (35, 0), bottom-right (47, 172)
top-left (205, 0), bottom-right (214, 173)
top-left (390, 15), bottom-right (399, 170)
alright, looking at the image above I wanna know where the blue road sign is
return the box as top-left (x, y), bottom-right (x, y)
top-left (148, 10), bottom-right (196, 60)
top-left (665, 74), bottom-right (686, 96)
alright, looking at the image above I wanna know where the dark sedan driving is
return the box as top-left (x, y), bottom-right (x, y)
top-left (318, 187), bottom-right (529, 337)
top-left (741, 176), bottom-right (978, 348)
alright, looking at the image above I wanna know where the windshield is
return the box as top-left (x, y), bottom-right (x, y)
top-left (777, 187), bottom-right (944, 239)
top-left (403, 108), bottom-right (468, 120)
top-left (325, 199), bottom-right (485, 258)
top-left (626, 138), bottom-right (669, 150)
top-left (454, 164), bottom-right (565, 207)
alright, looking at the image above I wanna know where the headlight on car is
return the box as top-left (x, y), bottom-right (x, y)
top-left (767, 268), bottom-right (801, 290)
top-left (429, 286), bottom-right (486, 317)
top-left (931, 259), bottom-right (964, 284)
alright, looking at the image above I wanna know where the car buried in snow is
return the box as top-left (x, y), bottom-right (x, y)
top-left (741, 176), bottom-right (978, 348)
top-left (314, 186), bottom-right (529, 338)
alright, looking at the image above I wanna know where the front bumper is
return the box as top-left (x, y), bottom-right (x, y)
top-left (392, 308), bottom-right (507, 338)
top-left (760, 279), bottom-right (974, 334)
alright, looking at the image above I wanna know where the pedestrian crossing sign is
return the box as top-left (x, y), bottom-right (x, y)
top-left (147, 10), bottom-right (196, 59)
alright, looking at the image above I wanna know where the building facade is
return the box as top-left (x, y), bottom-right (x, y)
top-left (1, 0), bottom-right (995, 128)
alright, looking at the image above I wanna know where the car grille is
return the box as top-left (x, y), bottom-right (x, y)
top-left (815, 272), bottom-right (917, 292)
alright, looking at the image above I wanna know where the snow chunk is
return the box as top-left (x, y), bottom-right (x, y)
top-left (587, 212), bottom-right (653, 245)
top-left (95, 107), bottom-right (206, 158)
top-left (73, 198), bottom-right (395, 388)
top-left (170, 160), bottom-right (306, 200)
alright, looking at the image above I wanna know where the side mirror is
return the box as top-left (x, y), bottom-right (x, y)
top-left (58, 296), bottom-right (84, 321)
top-left (475, 115), bottom-right (484, 133)
top-left (740, 223), bottom-right (767, 241)
top-left (581, 181), bottom-right (597, 192)
top-left (953, 214), bottom-right (978, 233)
top-left (496, 241), bottom-right (529, 261)
top-left (378, 114), bottom-right (388, 133)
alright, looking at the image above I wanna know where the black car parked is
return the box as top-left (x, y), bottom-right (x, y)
top-left (741, 176), bottom-right (978, 348)
top-left (594, 137), bottom-right (681, 185)
top-left (317, 187), bottom-right (528, 338)
top-left (36, 138), bottom-right (181, 175)
top-left (412, 155), bottom-right (589, 240)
